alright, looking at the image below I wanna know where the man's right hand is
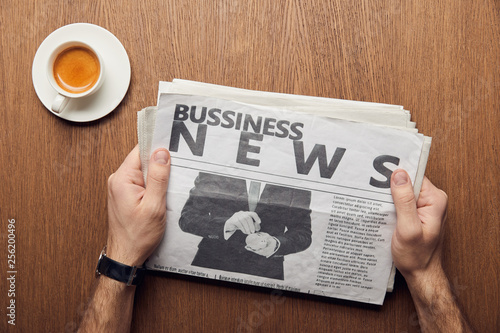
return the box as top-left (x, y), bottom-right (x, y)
top-left (224, 211), bottom-right (261, 239)
top-left (390, 169), bottom-right (472, 332)
top-left (390, 170), bottom-right (448, 280)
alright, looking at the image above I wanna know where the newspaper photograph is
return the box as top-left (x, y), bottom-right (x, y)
top-left (145, 93), bottom-right (425, 305)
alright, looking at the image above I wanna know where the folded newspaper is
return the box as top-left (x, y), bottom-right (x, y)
top-left (137, 79), bottom-right (431, 305)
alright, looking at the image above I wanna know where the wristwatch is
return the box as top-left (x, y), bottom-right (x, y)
top-left (95, 246), bottom-right (146, 286)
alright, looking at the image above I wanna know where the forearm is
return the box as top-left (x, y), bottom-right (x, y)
top-left (405, 267), bottom-right (472, 333)
top-left (78, 276), bottom-right (136, 333)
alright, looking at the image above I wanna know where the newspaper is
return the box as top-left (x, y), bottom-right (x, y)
top-left (139, 85), bottom-right (430, 305)
top-left (139, 80), bottom-right (432, 293)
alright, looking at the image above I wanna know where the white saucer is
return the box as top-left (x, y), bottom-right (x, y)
top-left (32, 23), bottom-right (131, 122)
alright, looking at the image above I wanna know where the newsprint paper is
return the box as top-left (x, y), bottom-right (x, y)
top-left (140, 81), bottom-right (430, 305)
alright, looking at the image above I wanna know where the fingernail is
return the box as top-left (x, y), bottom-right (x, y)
top-left (393, 170), bottom-right (409, 186)
top-left (154, 150), bottom-right (170, 165)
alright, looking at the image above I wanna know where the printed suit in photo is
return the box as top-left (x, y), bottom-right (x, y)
top-left (179, 172), bottom-right (312, 280)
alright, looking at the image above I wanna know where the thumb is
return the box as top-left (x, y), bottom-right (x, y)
top-left (144, 149), bottom-right (171, 205)
top-left (390, 169), bottom-right (421, 234)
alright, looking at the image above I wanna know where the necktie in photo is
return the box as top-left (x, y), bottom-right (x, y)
top-left (248, 181), bottom-right (261, 212)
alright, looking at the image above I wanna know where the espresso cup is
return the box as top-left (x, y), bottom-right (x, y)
top-left (47, 41), bottom-right (104, 113)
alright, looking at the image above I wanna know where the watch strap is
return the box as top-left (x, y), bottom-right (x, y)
top-left (95, 248), bottom-right (146, 286)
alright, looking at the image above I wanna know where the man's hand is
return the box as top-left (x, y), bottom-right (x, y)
top-left (79, 146), bottom-right (171, 333)
top-left (245, 232), bottom-right (278, 258)
top-left (390, 169), bottom-right (472, 333)
top-left (106, 145), bottom-right (171, 266)
top-left (224, 211), bottom-right (261, 238)
top-left (390, 170), bottom-right (447, 279)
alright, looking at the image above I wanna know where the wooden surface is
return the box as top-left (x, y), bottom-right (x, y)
top-left (1, 1), bottom-right (498, 332)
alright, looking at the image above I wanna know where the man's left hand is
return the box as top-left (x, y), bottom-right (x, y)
top-left (106, 145), bottom-right (171, 266)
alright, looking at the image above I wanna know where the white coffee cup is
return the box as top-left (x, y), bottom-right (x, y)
top-left (47, 41), bottom-right (105, 113)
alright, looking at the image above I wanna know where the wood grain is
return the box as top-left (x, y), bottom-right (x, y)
top-left (1, 0), bottom-right (498, 332)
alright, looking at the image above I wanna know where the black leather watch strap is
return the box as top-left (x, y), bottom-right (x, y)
top-left (95, 247), bottom-right (146, 286)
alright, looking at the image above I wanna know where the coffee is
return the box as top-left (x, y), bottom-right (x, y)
top-left (53, 46), bottom-right (100, 94)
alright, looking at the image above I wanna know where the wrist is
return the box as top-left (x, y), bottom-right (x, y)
top-left (398, 254), bottom-right (444, 285)
top-left (96, 245), bottom-right (146, 286)
top-left (106, 238), bottom-right (145, 267)
top-left (98, 272), bottom-right (138, 292)
top-left (106, 250), bottom-right (144, 267)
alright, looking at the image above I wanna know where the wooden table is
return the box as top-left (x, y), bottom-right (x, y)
top-left (1, 1), bottom-right (498, 332)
